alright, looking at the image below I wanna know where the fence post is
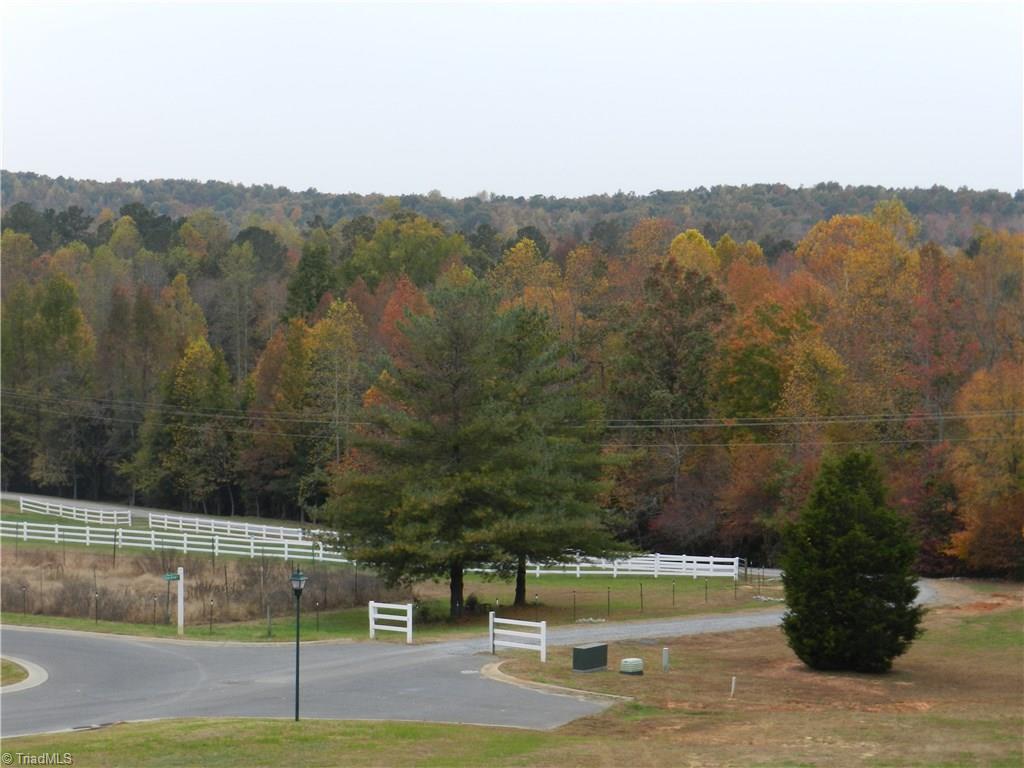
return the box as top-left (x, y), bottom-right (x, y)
top-left (488, 611), bottom-right (495, 654)
top-left (183, 533), bottom-right (189, 554)
top-left (576, 562), bottom-right (581, 578)
top-left (406, 604), bottom-right (413, 645)
top-left (368, 601), bottom-right (376, 639)
top-left (613, 561), bottom-right (618, 578)
top-left (117, 528), bottom-right (123, 549)
top-left (54, 524), bottom-right (59, 544)
top-left (151, 530), bottom-right (156, 550)
top-left (250, 539), bottom-right (255, 558)
top-left (85, 526), bottom-right (91, 547)
top-left (214, 535), bottom-right (220, 558)
top-left (654, 552), bottom-right (660, 578)
top-left (284, 540), bottom-right (290, 561)
top-left (540, 620), bottom-right (547, 663)
top-left (21, 521), bottom-right (28, 542)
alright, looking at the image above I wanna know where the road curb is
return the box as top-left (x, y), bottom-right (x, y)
top-left (480, 659), bottom-right (631, 704)
top-left (1, 655), bottom-right (48, 694)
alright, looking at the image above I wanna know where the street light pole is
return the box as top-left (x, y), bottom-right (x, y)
top-left (290, 569), bottom-right (307, 722)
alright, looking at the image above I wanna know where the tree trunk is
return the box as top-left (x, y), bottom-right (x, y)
top-left (449, 560), bottom-right (464, 618)
top-left (514, 553), bottom-right (527, 606)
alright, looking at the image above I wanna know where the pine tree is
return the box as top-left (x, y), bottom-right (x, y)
top-left (782, 450), bottom-right (923, 673)
top-left (330, 270), bottom-right (616, 616)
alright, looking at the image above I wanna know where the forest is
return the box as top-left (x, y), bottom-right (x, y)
top-left (1, 176), bottom-right (1022, 579)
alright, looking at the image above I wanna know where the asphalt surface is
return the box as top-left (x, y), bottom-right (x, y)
top-left (0, 608), bottom-right (788, 738)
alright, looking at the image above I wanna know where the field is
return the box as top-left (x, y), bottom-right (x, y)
top-left (3, 580), bottom-right (1020, 767)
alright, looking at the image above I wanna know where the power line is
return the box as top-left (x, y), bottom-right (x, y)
top-left (3, 387), bottom-right (1019, 431)
top-left (5, 400), bottom-right (1020, 449)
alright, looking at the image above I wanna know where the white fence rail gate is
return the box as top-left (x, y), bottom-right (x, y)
top-left (20, 497), bottom-right (132, 527)
top-left (368, 601), bottom-right (413, 644)
top-left (489, 612), bottom-right (547, 663)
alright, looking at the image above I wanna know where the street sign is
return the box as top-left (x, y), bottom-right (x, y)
top-left (163, 573), bottom-right (180, 581)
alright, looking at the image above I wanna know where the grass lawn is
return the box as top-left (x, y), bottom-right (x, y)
top-left (3, 581), bottom-right (1020, 767)
top-left (0, 657), bottom-right (28, 686)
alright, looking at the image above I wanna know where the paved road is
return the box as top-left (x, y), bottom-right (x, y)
top-left (0, 608), bottom-right (787, 738)
top-left (0, 581), bottom-right (942, 738)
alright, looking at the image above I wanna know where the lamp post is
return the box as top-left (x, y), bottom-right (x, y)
top-left (290, 569), bottom-right (307, 722)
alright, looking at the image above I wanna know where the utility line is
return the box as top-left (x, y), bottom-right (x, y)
top-left (4, 401), bottom-right (1020, 449)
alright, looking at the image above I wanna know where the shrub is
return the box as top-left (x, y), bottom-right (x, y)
top-left (782, 450), bottom-right (923, 673)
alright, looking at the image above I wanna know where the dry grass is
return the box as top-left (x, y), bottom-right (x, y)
top-left (0, 544), bottom-right (399, 624)
top-left (502, 580), bottom-right (1024, 767)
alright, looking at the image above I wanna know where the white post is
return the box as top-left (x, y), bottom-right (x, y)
top-left (176, 566), bottom-right (185, 636)
top-left (54, 524), bottom-right (59, 543)
top-left (540, 620), bottom-right (547, 663)
top-left (284, 540), bottom-right (290, 561)
top-left (85, 526), bottom-right (91, 547)
top-left (116, 528), bottom-right (123, 549)
top-left (21, 521), bottom-right (28, 541)
top-left (406, 604), bottom-right (413, 645)
top-left (183, 533), bottom-right (189, 554)
top-left (576, 562), bottom-right (581, 578)
top-left (654, 552), bottom-right (660, 578)
top-left (613, 561), bottom-right (618, 578)
top-left (368, 601), bottom-right (376, 639)
top-left (488, 611), bottom-right (495, 654)
top-left (214, 535), bottom-right (220, 557)
top-left (151, 530), bottom-right (156, 550)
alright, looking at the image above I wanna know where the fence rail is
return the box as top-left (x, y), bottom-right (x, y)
top-left (489, 612), bottom-right (546, 662)
top-left (472, 554), bottom-right (740, 580)
top-left (20, 497), bottom-right (133, 526)
top-left (0, 519), bottom-right (348, 564)
top-left (368, 601), bottom-right (413, 644)
top-left (2, 517), bottom-right (738, 579)
top-left (147, 511), bottom-right (323, 542)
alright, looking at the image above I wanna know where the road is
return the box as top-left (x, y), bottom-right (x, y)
top-left (0, 608), bottom-right (786, 738)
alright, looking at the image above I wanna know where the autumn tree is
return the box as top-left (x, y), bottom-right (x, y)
top-left (947, 362), bottom-right (1024, 575)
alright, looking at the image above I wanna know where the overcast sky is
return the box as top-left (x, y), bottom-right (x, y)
top-left (2, 2), bottom-right (1022, 198)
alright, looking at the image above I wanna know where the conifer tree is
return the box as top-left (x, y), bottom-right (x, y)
top-left (782, 450), bottom-right (923, 673)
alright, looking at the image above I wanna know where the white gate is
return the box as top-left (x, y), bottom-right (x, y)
top-left (489, 612), bottom-right (547, 662)
top-left (368, 601), bottom-right (413, 644)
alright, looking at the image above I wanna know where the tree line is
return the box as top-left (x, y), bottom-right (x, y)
top-left (2, 194), bottom-right (1021, 599)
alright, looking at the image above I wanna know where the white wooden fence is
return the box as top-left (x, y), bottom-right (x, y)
top-left (489, 612), bottom-right (546, 662)
top-left (0, 519), bottom-right (348, 564)
top-left (5, 510), bottom-right (738, 580)
top-left (473, 554), bottom-right (740, 580)
top-left (368, 601), bottom-right (413, 644)
top-left (147, 511), bottom-right (320, 542)
top-left (20, 497), bottom-right (133, 526)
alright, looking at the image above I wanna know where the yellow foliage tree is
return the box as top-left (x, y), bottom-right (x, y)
top-left (668, 229), bottom-right (719, 274)
top-left (948, 361), bottom-right (1024, 574)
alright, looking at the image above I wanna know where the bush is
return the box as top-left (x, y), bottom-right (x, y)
top-left (782, 450), bottom-right (923, 673)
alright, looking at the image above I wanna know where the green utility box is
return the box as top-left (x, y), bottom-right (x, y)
top-left (572, 643), bottom-right (608, 672)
